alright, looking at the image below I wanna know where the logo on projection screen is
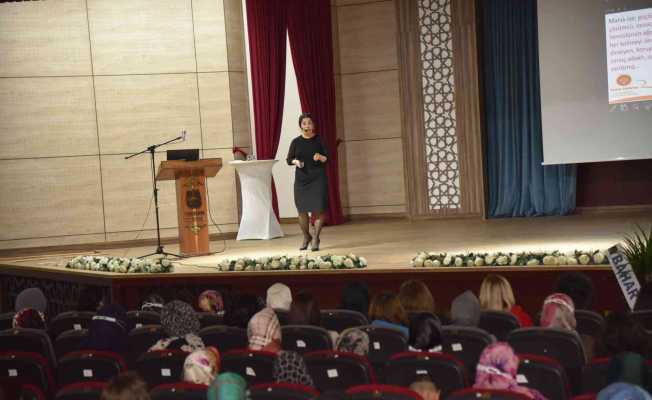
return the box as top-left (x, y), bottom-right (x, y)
top-left (616, 75), bottom-right (632, 86)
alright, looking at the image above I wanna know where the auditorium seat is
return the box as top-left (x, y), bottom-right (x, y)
top-left (383, 352), bottom-right (467, 397)
top-left (571, 394), bottom-right (596, 400)
top-left (581, 357), bottom-right (610, 394)
top-left (574, 310), bottom-right (604, 339)
top-left (0, 328), bottom-right (57, 368)
top-left (150, 382), bottom-right (209, 400)
top-left (20, 383), bottom-right (47, 400)
top-left (441, 325), bottom-right (494, 377)
top-left (221, 349), bottom-right (277, 385)
top-left (0, 351), bottom-right (56, 396)
top-left (346, 384), bottom-right (422, 400)
top-left (479, 311), bottom-right (521, 341)
top-left (357, 326), bottom-right (408, 373)
top-left (196, 312), bottom-right (223, 329)
top-left (55, 329), bottom-right (90, 360)
top-left (631, 310), bottom-right (652, 330)
top-left (304, 350), bottom-right (376, 392)
top-left (517, 353), bottom-right (571, 400)
top-left (274, 309), bottom-right (289, 326)
top-left (49, 311), bottom-right (95, 339)
top-left (507, 327), bottom-right (585, 394)
top-left (55, 382), bottom-right (106, 400)
top-left (0, 311), bottom-right (15, 331)
top-left (321, 310), bottom-right (368, 332)
top-left (127, 325), bottom-right (164, 366)
top-left (126, 310), bottom-right (160, 329)
top-left (136, 350), bottom-right (189, 389)
top-left (199, 325), bottom-right (248, 353)
top-left (447, 388), bottom-right (533, 399)
top-left (57, 350), bottom-right (126, 387)
top-left (282, 325), bottom-right (333, 354)
top-left (250, 382), bottom-right (321, 400)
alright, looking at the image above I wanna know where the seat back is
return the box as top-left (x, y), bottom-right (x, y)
top-left (250, 383), bottom-right (321, 400)
top-left (448, 388), bottom-right (533, 399)
top-left (305, 350), bottom-right (375, 393)
top-left (282, 325), bottom-right (333, 354)
top-left (631, 310), bottom-right (652, 330)
top-left (127, 325), bottom-right (164, 366)
top-left (383, 352), bottom-right (467, 397)
top-left (0, 351), bottom-right (56, 396)
top-left (274, 309), bottom-right (289, 326)
top-left (346, 384), bottom-right (422, 400)
top-left (55, 329), bottom-right (90, 360)
top-left (20, 383), bottom-right (47, 400)
top-left (358, 326), bottom-right (408, 372)
top-left (321, 310), bottom-right (368, 333)
top-left (581, 357), bottom-right (610, 394)
top-left (150, 382), bottom-right (209, 400)
top-left (517, 353), bottom-right (571, 400)
top-left (221, 349), bottom-right (277, 385)
top-left (575, 310), bottom-right (604, 339)
top-left (55, 381), bottom-right (107, 400)
top-left (0, 312), bottom-right (15, 331)
top-left (199, 325), bottom-right (248, 353)
top-left (136, 350), bottom-right (188, 389)
top-left (126, 310), bottom-right (160, 329)
top-left (57, 350), bottom-right (126, 387)
top-left (0, 328), bottom-right (57, 368)
top-left (479, 311), bottom-right (521, 341)
top-left (441, 326), bottom-right (494, 377)
top-left (196, 312), bottom-right (223, 329)
top-left (49, 311), bottom-right (95, 339)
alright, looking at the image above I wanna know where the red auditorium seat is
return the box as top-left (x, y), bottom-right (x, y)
top-left (20, 383), bottom-right (47, 400)
top-left (49, 311), bottom-right (95, 339)
top-left (136, 349), bottom-right (189, 389)
top-left (357, 326), bottom-right (408, 373)
top-left (150, 382), bottom-right (209, 400)
top-left (320, 310), bottom-right (368, 333)
top-left (479, 310), bottom-right (521, 341)
top-left (126, 310), bottom-right (160, 329)
top-left (383, 352), bottom-right (467, 397)
top-left (250, 382), bottom-right (321, 400)
top-left (54, 329), bottom-right (90, 360)
top-left (0, 351), bottom-right (56, 396)
top-left (57, 350), bottom-right (126, 387)
top-left (581, 357), bottom-right (610, 394)
top-left (571, 394), bottom-right (596, 400)
top-left (346, 384), bottom-right (422, 400)
top-left (55, 381), bottom-right (107, 400)
top-left (448, 388), bottom-right (533, 399)
top-left (221, 349), bottom-right (277, 385)
top-left (574, 310), bottom-right (604, 340)
top-left (304, 350), bottom-right (376, 392)
top-left (127, 324), bottom-right (164, 366)
top-left (517, 353), bottom-right (571, 400)
top-left (198, 325), bottom-right (248, 353)
top-left (0, 328), bottom-right (57, 368)
top-left (441, 325), bottom-right (495, 377)
top-left (282, 325), bottom-right (333, 354)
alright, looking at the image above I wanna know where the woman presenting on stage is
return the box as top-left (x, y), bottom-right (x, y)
top-left (286, 113), bottom-right (329, 251)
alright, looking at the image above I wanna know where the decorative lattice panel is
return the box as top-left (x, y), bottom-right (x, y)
top-left (418, 0), bottom-right (460, 210)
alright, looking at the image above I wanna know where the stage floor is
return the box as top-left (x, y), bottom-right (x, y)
top-left (2, 211), bottom-right (650, 274)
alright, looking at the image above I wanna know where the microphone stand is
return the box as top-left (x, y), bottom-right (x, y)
top-left (125, 134), bottom-right (184, 259)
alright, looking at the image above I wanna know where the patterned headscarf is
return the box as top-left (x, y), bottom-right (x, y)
top-left (474, 342), bottom-right (547, 400)
top-left (451, 290), bottom-right (481, 326)
top-left (82, 304), bottom-right (128, 353)
top-left (336, 328), bottom-right (370, 356)
top-left (598, 383), bottom-right (652, 400)
top-left (12, 308), bottom-right (46, 329)
top-left (540, 293), bottom-right (576, 331)
top-left (161, 300), bottom-right (201, 337)
top-left (266, 283), bottom-right (292, 311)
top-left (247, 308), bottom-right (281, 350)
top-left (273, 351), bottom-right (314, 387)
top-left (199, 290), bottom-right (224, 314)
top-left (207, 372), bottom-right (247, 400)
top-left (15, 288), bottom-right (47, 314)
top-left (184, 347), bottom-right (221, 386)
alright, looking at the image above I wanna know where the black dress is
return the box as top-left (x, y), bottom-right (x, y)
top-left (286, 135), bottom-right (329, 213)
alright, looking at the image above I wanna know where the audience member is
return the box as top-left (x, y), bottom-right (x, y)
top-left (409, 377), bottom-right (440, 400)
top-left (340, 281), bottom-right (370, 317)
top-left (597, 383), bottom-right (652, 400)
top-left (100, 371), bottom-right (150, 400)
top-left (273, 351), bottom-right (314, 386)
top-left (479, 274), bottom-right (533, 327)
top-left (335, 328), bottom-right (369, 356)
top-left (248, 307), bottom-right (282, 353)
top-left (554, 271), bottom-right (594, 310)
top-left (140, 293), bottom-right (165, 313)
top-left (81, 304), bottom-right (128, 354)
top-left (207, 372), bottom-right (247, 400)
top-left (198, 290), bottom-right (224, 316)
top-left (149, 300), bottom-right (204, 352)
top-left (474, 342), bottom-right (547, 399)
top-left (12, 308), bottom-right (46, 329)
top-left (77, 287), bottom-right (107, 312)
top-left (224, 293), bottom-right (264, 329)
top-left (368, 292), bottom-right (410, 337)
top-left (15, 287), bottom-right (47, 315)
top-left (408, 313), bottom-right (442, 352)
top-left (598, 312), bottom-right (651, 358)
top-left (450, 290), bottom-right (481, 327)
top-left (399, 280), bottom-right (436, 314)
top-left (183, 347), bottom-right (221, 386)
top-left (267, 283), bottom-right (292, 311)
top-left (540, 293), bottom-right (576, 330)
top-left (288, 291), bottom-right (321, 326)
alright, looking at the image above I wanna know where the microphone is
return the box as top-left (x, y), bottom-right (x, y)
top-left (181, 130), bottom-right (187, 141)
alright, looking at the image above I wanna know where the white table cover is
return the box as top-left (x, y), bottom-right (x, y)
top-left (229, 160), bottom-right (284, 240)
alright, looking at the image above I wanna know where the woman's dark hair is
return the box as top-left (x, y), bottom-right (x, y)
top-left (340, 281), bottom-right (370, 317)
top-left (298, 112), bottom-right (313, 127)
top-left (288, 291), bottom-right (321, 326)
top-left (77, 286), bottom-right (107, 312)
top-left (224, 293), bottom-right (264, 329)
top-left (597, 312), bottom-right (651, 358)
top-left (408, 313), bottom-right (442, 351)
top-left (554, 272), bottom-right (594, 310)
top-left (368, 292), bottom-right (409, 326)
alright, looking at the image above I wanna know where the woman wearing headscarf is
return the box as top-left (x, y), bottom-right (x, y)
top-left (474, 342), bottom-right (547, 400)
top-left (273, 351), bottom-right (314, 387)
top-left (149, 300), bottom-right (204, 353)
top-left (140, 293), bottom-right (165, 314)
top-left (540, 292), bottom-right (593, 361)
top-left (336, 328), bottom-right (370, 357)
top-left (267, 283), bottom-right (292, 311)
top-left (598, 383), bottom-right (652, 400)
top-left (247, 307), bottom-right (282, 353)
top-left (450, 290), bottom-right (481, 327)
top-left (81, 304), bottom-right (128, 354)
top-left (198, 290), bottom-right (224, 316)
top-left (207, 372), bottom-right (247, 400)
top-left (15, 288), bottom-right (47, 315)
top-left (183, 347), bottom-right (221, 386)
top-left (12, 308), bottom-right (47, 330)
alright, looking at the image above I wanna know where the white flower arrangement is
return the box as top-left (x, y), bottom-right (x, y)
top-left (65, 256), bottom-right (174, 273)
top-left (214, 254), bottom-right (367, 272)
top-left (411, 250), bottom-right (609, 268)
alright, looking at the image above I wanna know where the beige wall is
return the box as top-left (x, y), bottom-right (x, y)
top-left (333, 0), bottom-right (407, 217)
top-left (0, 0), bottom-right (250, 249)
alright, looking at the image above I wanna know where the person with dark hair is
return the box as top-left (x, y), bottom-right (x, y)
top-left (224, 293), bottom-right (264, 329)
top-left (597, 312), bottom-right (651, 359)
top-left (554, 271), bottom-right (594, 310)
top-left (408, 313), bottom-right (442, 352)
top-left (77, 286), bottom-right (106, 312)
top-left (286, 112), bottom-right (329, 251)
top-left (81, 304), bottom-right (128, 354)
top-left (340, 281), bottom-right (370, 318)
top-left (288, 291), bottom-right (321, 326)
top-left (368, 292), bottom-right (410, 337)
top-left (100, 371), bottom-right (150, 400)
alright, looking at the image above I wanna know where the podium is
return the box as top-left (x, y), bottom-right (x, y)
top-left (230, 160), bottom-right (284, 240)
top-left (156, 159), bottom-right (222, 256)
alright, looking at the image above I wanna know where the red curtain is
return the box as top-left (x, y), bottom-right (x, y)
top-left (287, 0), bottom-right (345, 225)
top-left (246, 0), bottom-right (287, 217)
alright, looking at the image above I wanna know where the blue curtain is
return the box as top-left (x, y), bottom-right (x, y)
top-left (483, 0), bottom-right (576, 217)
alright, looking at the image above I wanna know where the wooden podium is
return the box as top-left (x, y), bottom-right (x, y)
top-left (156, 159), bottom-right (222, 256)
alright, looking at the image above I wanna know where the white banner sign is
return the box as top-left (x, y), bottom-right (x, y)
top-left (607, 244), bottom-right (641, 310)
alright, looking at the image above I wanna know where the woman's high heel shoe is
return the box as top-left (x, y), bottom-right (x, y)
top-left (311, 237), bottom-right (320, 252)
top-left (300, 234), bottom-right (312, 251)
